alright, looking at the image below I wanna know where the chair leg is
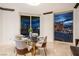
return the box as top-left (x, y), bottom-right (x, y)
top-left (16, 53), bottom-right (26, 56)
top-left (24, 54), bottom-right (26, 56)
top-left (38, 49), bottom-right (41, 55)
top-left (44, 48), bottom-right (47, 56)
top-left (14, 47), bottom-right (17, 56)
top-left (16, 53), bottom-right (17, 56)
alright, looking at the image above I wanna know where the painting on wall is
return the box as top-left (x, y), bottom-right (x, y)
top-left (54, 11), bottom-right (73, 42)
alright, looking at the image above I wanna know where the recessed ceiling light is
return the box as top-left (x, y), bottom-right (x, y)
top-left (26, 0), bottom-right (40, 6)
top-left (27, 2), bottom-right (40, 6)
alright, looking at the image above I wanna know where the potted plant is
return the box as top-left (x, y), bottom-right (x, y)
top-left (28, 27), bottom-right (32, 38)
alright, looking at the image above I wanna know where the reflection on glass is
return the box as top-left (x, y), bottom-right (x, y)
top-left (21, 16), bottom-right (40, 37)
top-left (21, 16), bottom-right (30, 37)
top-left (31, 16), bottom-right (40, 35)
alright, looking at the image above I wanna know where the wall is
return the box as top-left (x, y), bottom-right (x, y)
top-left (0, 3), bottom-right (76, 44)
top-left (0, 9), bottom-right (54, 43)
top-left (74, 7), bottom-right (79, 39)
top-left (0, 10), bottom-right (20, 43)
top-left (40, 14), bottom-right (54, 42)
top-left (0, 10), bottom-right (2, 42)
top-left (0, 9), bottom-right (74, 43)
top-left (73, 6), bottom-right (79, 45)
top-left (0, 10), bottom-right (41, 44)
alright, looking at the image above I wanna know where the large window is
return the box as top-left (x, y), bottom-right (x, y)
top-left (21, 16), bottom-right (30, 37)
top-left (21, 16), bottom-right (40, 37)
top-left (31, 16), bottom-right (40, 35)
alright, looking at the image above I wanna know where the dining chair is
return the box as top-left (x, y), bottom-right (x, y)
top-left (36, 36), bottom-right (47, 56)
top-left (42, 36), bottom-right (47, 56)
top-left (15, 39), bottom-right (32, 56)
top-left (31, 33), bottom-right (39, 43)
top-left (32, 33), bottom-right (38, 37)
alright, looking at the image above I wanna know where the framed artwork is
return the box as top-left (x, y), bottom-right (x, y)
top-left (54, 11), bottom-right (73, 42)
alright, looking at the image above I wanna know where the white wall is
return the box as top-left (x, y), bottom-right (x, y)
top-left (0, 3), bottom-right (76, 44)
top-left (0, 10), bottom-right (41, 44)
top-left (40, 10), bottom-right (76, 44)
top-left (0, 10), bottom-right (2, 42)
top-left (40, 14), bottom-right (54, 42)
top-left (73, 6), bottom-right (79, 46)
top-left (72, 6), bottom-right (79, 45)
top-left (74, 7), bottom-right (79, 39)
top-left (1, 10), bottom-right (20, 43)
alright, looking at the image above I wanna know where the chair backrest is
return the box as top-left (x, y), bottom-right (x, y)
top-left (38, 36), bottom-right (44, 41)
top-left (16, 35), bottom-right (24, 40)
top-left (42, 36), bottom-right (47, 47)
top-left (32, 33), bottom-right (38, 37)
top-left (44, 36), bottom-right (47, 43)
top-left (15, 40), bottom-right (28, 49)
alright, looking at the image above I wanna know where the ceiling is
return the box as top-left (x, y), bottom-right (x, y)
top-left (0, 3), bottom-right (75, 14)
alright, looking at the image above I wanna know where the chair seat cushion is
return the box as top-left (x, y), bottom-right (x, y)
top-left (36, 43), bottom-right (42, 47)
top-left (16, 48), bottom-right (28, 55)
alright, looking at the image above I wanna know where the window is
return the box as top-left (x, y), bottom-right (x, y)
top-left (31, 16), bottom-right (40, 35)
top-left (21, 16), bottom-right (30, 37)
top-left (21, 16), bottom-right (40, 37)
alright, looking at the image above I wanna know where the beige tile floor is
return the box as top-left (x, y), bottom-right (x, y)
top-left (0, 41), bottom-right (73, 56)
top-left (47, 41), bottom-right (73, 56)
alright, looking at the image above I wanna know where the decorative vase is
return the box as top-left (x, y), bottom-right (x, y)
top-left (29, 32), bottom-right (32, 38)
top-left (28, 27), bottom-right (32, 38)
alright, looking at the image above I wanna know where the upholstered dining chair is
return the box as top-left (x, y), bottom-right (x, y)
top-left (15, 39), bottom-right (32, 56)
top-left (42, 36), bottom-right (47, 56)
top-left (36, 36), bottom-right (47, 56)
top-left (32, 33), bottom-right (38, 37)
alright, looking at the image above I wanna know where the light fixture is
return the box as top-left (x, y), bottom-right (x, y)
top-left (23, 0), bottom-right (41, 6)
top-left (26, 1), bottom-right (40, 6)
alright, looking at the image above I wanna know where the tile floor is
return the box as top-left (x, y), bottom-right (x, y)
top-left (0, 41), bottom-right (73, 56)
